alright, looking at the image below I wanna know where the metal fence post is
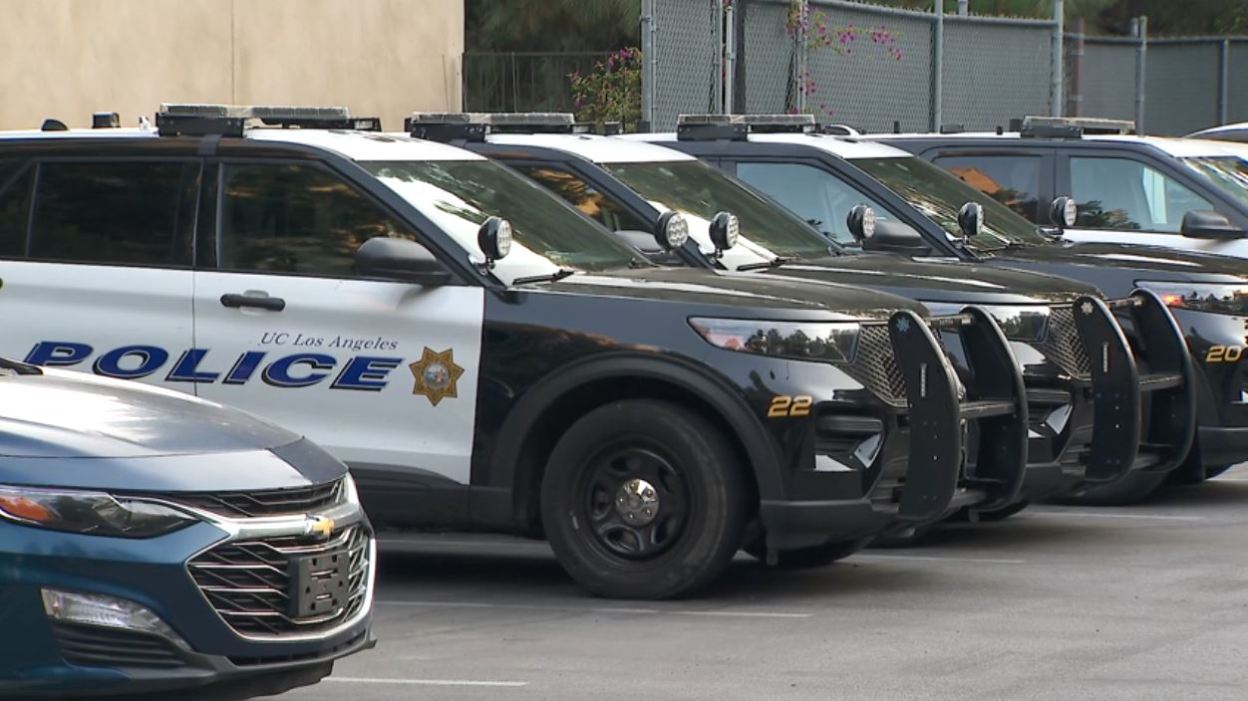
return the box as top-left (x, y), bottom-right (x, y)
top-left (1066, 19), bottom-right (1084, 117)
top-left (1220, 39), bottom-right (1231, 125)
top-left (640, 0), bottom-right (655, 131)
top-left (713, 0), bottom-right (724, 114)
top-left (725, 1), bottom-right (736, 114)
top-left (957, 0), bottom-right (968, 16)
top-left (1134, 16), bottom-right (1147, 133)
top-left (932, 0), bottom-right (944, 132)
top-left (794, 0), bottom-right (808, 113)
top-left (1051, 0), bottom-right (1064, 116)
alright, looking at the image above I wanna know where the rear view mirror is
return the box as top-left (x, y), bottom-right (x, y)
top-left (1180, 210), bottom-right (1246, 240)
top-left (356, 237), bottom-right (453, 286)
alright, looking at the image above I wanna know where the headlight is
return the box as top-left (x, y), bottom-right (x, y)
top-left (924, 302), bottom-right (1050, 342)
top-left (0, 486), bottom-right (197, 538)
top-left (689, 317), bottom-right (860, 363)
top-left (1137, 282), bottom-right (1248, 316)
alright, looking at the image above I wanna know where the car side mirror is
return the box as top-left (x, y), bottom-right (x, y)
top-left (863, 220), bottom-right (932, 255)
top-left (356, 237), bottom-right (454, 286)
top-left (1048, 196), bottom-right (1078, 232)
top-left (653, 211), bottom-right (690, 250)
top-left (615, 229), bottom-right (665, 255)
top-left (1180, 210), bottom-right (1246, 240)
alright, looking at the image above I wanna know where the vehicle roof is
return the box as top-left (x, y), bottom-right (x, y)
top-left (0, 126), bottom-right (484, 162)
top-left (622, 131), bottom-right (909, 159)
top-left (485, 132), bottom-right (696, 164)
top-left (875, 131), bottom-right (1237, 158)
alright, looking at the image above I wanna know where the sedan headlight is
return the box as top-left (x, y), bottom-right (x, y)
top-left (1137, 282), bottom-right (1248, 316)
top-left (924, 303), bottom-right (1050, 342)
top-left (689, 317), bottom-right (861, 363)
top-left (0, 486), bottom-right (197, 538)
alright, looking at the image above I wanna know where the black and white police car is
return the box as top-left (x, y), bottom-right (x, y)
top-left (413, 112), bottom-right (1194, 512)
top-left (0, 104), bottom-right (1028, 597)
top-left (876, 116), bottom-right (1248, 261)
top-left (630, 114), bottom-right (1247, 491)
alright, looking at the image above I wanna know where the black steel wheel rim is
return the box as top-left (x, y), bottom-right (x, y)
top-left (578, 444), bottom-right (690, 561)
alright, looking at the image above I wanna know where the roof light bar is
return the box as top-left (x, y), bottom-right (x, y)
top-left (1020, 115), bottom-right (1136, 139)
top-left (155, 104), bottom-right (378, 137)
top-left (407, 112), bottom-right (580, 142)
top-left (676, 113), bottom-right (817, 141)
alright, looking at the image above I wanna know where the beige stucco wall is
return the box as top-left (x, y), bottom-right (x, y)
top-left (0, 0), bottom-right (463, 131)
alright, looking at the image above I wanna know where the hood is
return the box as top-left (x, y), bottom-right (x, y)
top-left (756, 253), bottom-right (1099, 306)
top-left (0, 368), bottom-right (301, 459)
top-left (532, 265), bottom-right (927, 320)
top-left (990, 240), bottom-right (1248, 285)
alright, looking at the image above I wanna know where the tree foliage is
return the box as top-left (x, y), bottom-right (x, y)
top-left (466, 0), bottom-right (640, 52)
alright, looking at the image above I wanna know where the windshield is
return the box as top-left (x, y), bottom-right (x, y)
top-left (1181, 156), bottom-right (1248, 209)
top-left (602, 160), bottom-right (834, 262)
top-left (364, 160), bottom-right (642, 279)
top-left (854, 157), bottom-right (1051, 249)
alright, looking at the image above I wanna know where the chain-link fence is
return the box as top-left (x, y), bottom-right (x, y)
top-left (463, 52), bottom-right (612, 113)
top-left (642, 0), bottom-right (1248, 136)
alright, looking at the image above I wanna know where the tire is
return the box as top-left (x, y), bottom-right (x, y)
top-left (540, 400), bottom-right (750, 599)
top-left (743, 538), bottom-right (867, 569)
top-left (1063, 470), bottom-right (1169, 506)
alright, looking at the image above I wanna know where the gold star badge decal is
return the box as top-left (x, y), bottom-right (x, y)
top-left (408, 347), bottom-right (464, 406)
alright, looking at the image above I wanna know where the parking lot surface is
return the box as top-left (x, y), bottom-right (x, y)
top-left (281, 466), bottom-right (1248, 701)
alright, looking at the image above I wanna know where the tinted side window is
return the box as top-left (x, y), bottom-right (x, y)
top-left (735, 161), bottom-right (889, 245)
top-left (30, 161), bottom-right (187, 265)
top-left (0, 161), bottom-right (32, 257)
top-left (511, 164), bottom-right (649, 233)
top-left (934, 154), bottom-right (1042, 222)
top-left (219, 163), bottom-right (418, 277)
top-left (1070, 156), bottom-right (1214, 232)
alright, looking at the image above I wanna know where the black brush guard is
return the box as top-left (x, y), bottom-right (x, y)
top-left (887, 309), bottom-right (1027, 522)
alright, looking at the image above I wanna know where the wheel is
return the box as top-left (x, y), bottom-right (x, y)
top-left (743, 538), bottom-right (867, 569)
top-left (540, 400), bottom-right (750, 599)
top-left (1167, 448), bottom-right (1210, 485)
top-left (1062, 470), bottom-right (1169, 506)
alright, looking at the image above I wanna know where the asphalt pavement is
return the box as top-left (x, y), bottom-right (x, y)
top-left (279, 465), bottom-right (1248, 701)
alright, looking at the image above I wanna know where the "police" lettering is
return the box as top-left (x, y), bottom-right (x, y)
top-left (24, 342), bottom-right (406, 391)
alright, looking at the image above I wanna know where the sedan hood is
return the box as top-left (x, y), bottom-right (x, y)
top-left (0, 367), bottom-right (300, 459)
top-left (756, 253), bottom-right (1099, 305)
top-left (535, 265), bottom-right (928, 321)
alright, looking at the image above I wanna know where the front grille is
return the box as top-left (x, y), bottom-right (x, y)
top-left (51, 622), bottom-right (185, 669)
top-left (1038, 306), bottom-right (1091, 380)
top-left (167, 480), bottom-right (343, 518)
top-left (843, 323), bottom-right (907, 407)
top-left (189, 525), bottom-right (371, 638)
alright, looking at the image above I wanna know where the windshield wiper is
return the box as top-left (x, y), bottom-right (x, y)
top-left (511, 268), bottom-right (577, 286)
top-left (736, 256), bottom-right (791, 272)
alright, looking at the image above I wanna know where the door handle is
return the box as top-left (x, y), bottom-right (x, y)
top-left (220, 293), bottom-right (286, 312)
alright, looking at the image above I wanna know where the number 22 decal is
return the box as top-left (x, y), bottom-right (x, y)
top-left (768, 395), bottom-right (813, 418)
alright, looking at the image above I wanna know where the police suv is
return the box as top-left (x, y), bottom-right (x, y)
top-left (415, 112), bottom-right (1194, 515)
top-left (634, 114), bottom-right (1246, 492)
top-left (0, 105), bottom-right (1028, 598)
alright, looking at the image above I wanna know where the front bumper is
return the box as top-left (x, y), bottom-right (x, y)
top-left (1168, 307), bottom-right (1248, 471)
top-left (0, 513), bottom-right (375, 699)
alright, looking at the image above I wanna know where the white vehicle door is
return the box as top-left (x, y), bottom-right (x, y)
top-left (1059, 154), bottom-right (1248, 259)
top-left (0, 157), bottom-right (197, 384)
top-left (191, 161), bottom-right (483, 485)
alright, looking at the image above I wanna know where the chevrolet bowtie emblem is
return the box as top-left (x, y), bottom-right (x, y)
top-left (306, 515), bottom-right (335, 539)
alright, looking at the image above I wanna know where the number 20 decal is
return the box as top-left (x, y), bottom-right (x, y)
top-left (1206, 345), bottom-right (1244, 363)
top-left (769, 395), bottom-right (813, 418)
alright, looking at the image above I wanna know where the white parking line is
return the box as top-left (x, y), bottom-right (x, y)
top-left (1025, 509), bottom-right (1206, 522)
top-left (327, 677), bottom-right (527, 688)
top-left (852, 554), bottom-right (1026, 565)
top-left (376, 599), bottom-right (812, 619)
